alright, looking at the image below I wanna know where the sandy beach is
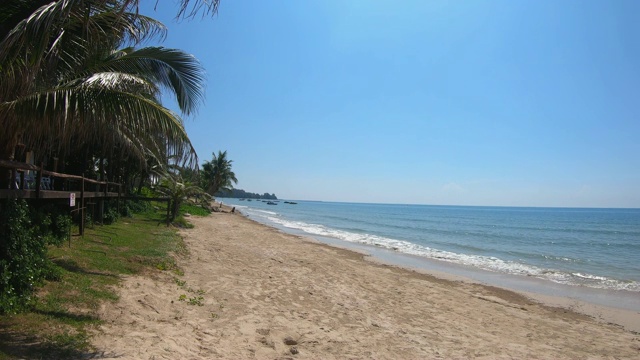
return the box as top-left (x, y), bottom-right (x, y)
top-left (91, 210), bottom-right (640, 359)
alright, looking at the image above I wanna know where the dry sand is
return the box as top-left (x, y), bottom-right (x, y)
top-left (91, 210), bottom-right (640, 359)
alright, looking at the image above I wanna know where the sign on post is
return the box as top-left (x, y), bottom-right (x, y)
top-left (70, 193), bottom-right (76, 207)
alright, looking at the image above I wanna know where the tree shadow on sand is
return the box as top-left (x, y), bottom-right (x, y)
top-left (0, 328), bottom-right (122, 359)
top-left (51, 258), bottom-right (119, 278)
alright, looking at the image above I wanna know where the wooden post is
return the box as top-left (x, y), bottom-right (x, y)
top-left (10, 168), bottom-right (17, 189)
top-left (19, 171), bottom-right (25, 189)
top-left (117, 184), bottom-right (121, 214)
top-left (98, 198), bottom-right (104, 223)
top-left (35, 162), bottom-right (43, 198)
top-left (166, 199), bottom-right (171, 226)
top-left (53, 157), bottom-right (59, 190)
top-left (80, 176), bottom-right (85, 235)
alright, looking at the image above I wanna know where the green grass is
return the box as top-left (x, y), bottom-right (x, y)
top-left (0, 203), bottom-right (189, 359)
top-left (179, 203), bottom-right (211, 217)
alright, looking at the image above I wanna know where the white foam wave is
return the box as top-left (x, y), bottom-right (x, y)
top-left (255, 214), bottom-right (640, 292)
top-left (248, 209), bottom-right (278, 216)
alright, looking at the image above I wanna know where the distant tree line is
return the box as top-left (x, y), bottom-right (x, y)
top-left (216, 188), bottom-right (277, 200)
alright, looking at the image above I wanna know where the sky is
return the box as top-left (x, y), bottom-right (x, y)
top-left (140, 0), bottom-right (640, 207)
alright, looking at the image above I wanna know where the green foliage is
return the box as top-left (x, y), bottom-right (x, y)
top-left (0, 1), bottom-right (207, 176)
top-left (120, 189), bottom-right (155, 216)
top-left (201, 150), bottom-right (238, 195)
top-left (84, 211), bottom-right (93, 228)
top-left (0, 200), bottom-right (70, 314)
top-left (173, 216), bottom-right (195, 229)
top-left (51, 214), bottom-right (72, 245)
top-left (187, 296), bottom-right (204, 306)
top-left (103, 207), bottom-right (120, 225)
top-left (180, 203), bottom-right (211, 217)
top-left (29, 204), bottom-right (71, 247)
top-left (154, 173), bottom-right (211, 222)
top-left (216, 188), bottom-right (278, 200)
top-left (0, 200), bottom-right (47, 313)
top-left (0, 205), bottom-right (184, 358)
top-left (139, 186), bottom-right (155, 197)
top-left (124, 199), bottom-right (151, 215)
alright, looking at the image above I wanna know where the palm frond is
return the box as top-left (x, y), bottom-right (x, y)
top-left (90, 46), bottom-right (205, 115)
top-left (175, 0), bottom-right (221, 20)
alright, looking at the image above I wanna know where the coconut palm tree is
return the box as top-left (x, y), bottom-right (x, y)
top-left (0, 0), bottom-right (206, 188)
top-left (201, 150), bottom-right (238, 196)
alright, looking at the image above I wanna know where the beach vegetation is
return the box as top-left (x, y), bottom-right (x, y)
top-left (0, 203), bottom-right (185, 358)
top-left (201, 150), bottom-right (239, 196)
top-left (179, 203), bottom-right (212, 217)
top-left (0, 1), bottom-right (219, 357)
top-left (153, 172), bottom-right (211, 223)
top-left (187, 295), bottom-right (205, 306)
top-left (0, 1), bottom-right (205, 180)
top-left (0, 0), bottom-right (211, 316)
top-left (215, 188), bottom-right (278, 199)
top-left (0, 199), bottom-right (70, 314)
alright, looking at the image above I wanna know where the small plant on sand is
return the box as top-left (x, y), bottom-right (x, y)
top-left (187, 296), bottom-right (204, 306)
top-left (178, 294), bottom-right (187, 302)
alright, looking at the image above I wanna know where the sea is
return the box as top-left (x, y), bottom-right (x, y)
top-left (221, 199), bottom-right (640, 309)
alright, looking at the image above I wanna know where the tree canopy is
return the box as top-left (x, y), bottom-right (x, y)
top-left (201, 150), bottom-right (238, 196)
top-left (0, 0), bottom-right (214, 190)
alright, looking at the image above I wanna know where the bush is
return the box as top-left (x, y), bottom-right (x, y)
top-left (179, 203), bottom-right (211, 217)
top-left (30, 204), bottom-right (72, 247)
top-left (103, 206), bottom-right (120, 225)
top-left (0, 200), bottom-right (69, 313)
top-left (122, 199), bottom-right (150, 215)
top-left (0, 200), bottom-right (48, 313)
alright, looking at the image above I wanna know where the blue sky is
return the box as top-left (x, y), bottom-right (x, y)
top-left (143, 0), bottom-right (640, 207)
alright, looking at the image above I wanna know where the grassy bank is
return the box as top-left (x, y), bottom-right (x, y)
top-left (0, 204), bottom-right (192, 359)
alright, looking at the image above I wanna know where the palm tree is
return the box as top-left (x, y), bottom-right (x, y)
top-left (201, 150), bottom-right (238, 196)
top-left (0, 1), bottom-right (206, 188)
top-left (154, 171), bottom-right (211, 222)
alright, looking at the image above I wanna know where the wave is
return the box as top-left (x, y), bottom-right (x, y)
top-left (246, 209), bottom-right (279, 216)
top-left (254, 213), bottom-right (640, 292)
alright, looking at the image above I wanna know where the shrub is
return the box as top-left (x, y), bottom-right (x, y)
top-left (0, 200), bottom-right (68, 313)
top-left (30, 204), bottom-right (72, 247)
top-left (103, 207), bottom-right (120, 225)
top-left (0, 200), bottom-right (48, 313)
top-left (122, 199), bottom-right (150, 215)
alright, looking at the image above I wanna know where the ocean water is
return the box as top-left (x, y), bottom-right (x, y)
top-left (222, 200), bottom-right (640, 293)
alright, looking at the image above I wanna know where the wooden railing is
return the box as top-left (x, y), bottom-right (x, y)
top-left (0, 159), bottom-right (124, 235)
top-left (0, 159), bottom-right (121, 197)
